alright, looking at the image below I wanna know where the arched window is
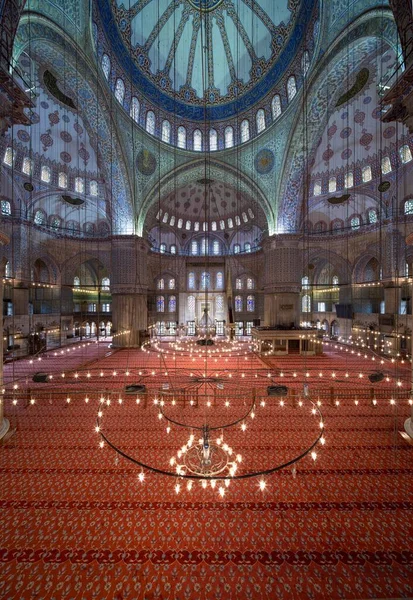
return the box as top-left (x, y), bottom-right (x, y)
top-left (67, 221), bottom-right (80, 235)
top-left (314, 221), bottom-right (325, 233)
top-left (203, 222), bottom-right (208, 232)
top-left (242, 212), bottom-right (248, 223)
top-left (191, 240), bottom-right (198, 256)
top-left (344, 172), bottom-right (353, 188)
top-left (188, 272), bottom-right (195, 289)
top-left (162, 120), bottom-right (171, 143)
top-left (224, 126), bottom-right (234, 148)
top-left (301, 50), bottom-right (310, 75)
top-left (381, 156), bottom-right (392, 174)
top-left (101, 277), bottom-right (110, 290)
top-left (146, 111), bottom-right (155, 135)
top-left (50, 216), bottom-right (61, 230)
top-left (114, 78), bottom-right (125, 104)
top-left (193, 129), bottom-right (202, 151)
top-left (247, 277), bottom-right (254, 290)
top-left (177, 126), bottom-right (186, 149)
top-left (235, 296), bottom-right (243, 312)
top-left (350, 216), bottom-right (361, 230)
top-left (362, 165), bottom-right (372, 182)
top-left (201, 272), bottom-right (210, 289)
top-left (332, 275), bottom-right (339, 285)
top-left (168, 295), bottom-right (176, 312)
top-left (368, 208), bottom-right (378, 224)
top-left (247, 295), bottom-right (255, 312)
top-left (170, 215), bottom-right (175, 226)
top-left (84, 222), bottom-right (94, 235)
top-left (102, 54), bottom-right (111, 79)
top-left (5, 261), bottom-right (11, 278)
top-left (162, 212), bottom-right (169, 223)
top-left (244, 242), bottom-right (251, 253)
top-left (313, 181), bottom-right (322, 196)
top-left (3, 147), bottom-right (14, 166)
top-left (58, 172), bottom-right (67, 188)
top-left (211, 221), bottom-right (217, 231)
top-left (1, 200), bottom-right (11, 215)
top-left (235, 215), bottom-right (241, 226)
top-left (170, 244), bottom-right (177, 255)
top-left (219, 220), bottom-right (225, 230)
top-left (212, 240), bottom-right (220, 255)
top-left (22, 157), bottom-right (32, 175)
top-left (157, 296), bottom-right (165, 312)
top-left (328, 177), bottom-right (336, 193)
top-left (157, 278), bottom-right (165, 290)
top-left (405, 199), bottom-right (413, 214)
top-left (302, 276), bottom-right (309, 289)
top-left (90, 180), bottom-right (98, 196)
top-left (201, 238), bottom-right (207, 255)
top-left (159, 243), bottom-right (166, 254)
top-left (187, 295), bottom-right (195, 316)
top-left (41, 166), bottom-right (51, 183)
top-left (193, 221), bottom-right (199, 232)
top-left (216, 272), bottom-right (223, 288)
top-left (168, 278), bottom-right (175, 290)
top-left (130, 97), bottom-right (140, 122)
top-left (75, 177), bottom-right (84, 193)
top-left (209, 129), bottom-right (218, 151)
top-left (302, 294), bottom-right (311, 312)
top-left (271, 94), bottom-right (282, 119)
top-left (216, 295), bottom-right (224, 313)
top-left (240, 120), bottom-right (250, 142)
top-left (248, 208), bottom-right (254, 219)
top-left (287, 75), bottom-right (297, 102)
top-left (34, 210), bottom-right (46, 225)
top-left (236, 278), bottom-right (243, 290)
top-left (234, 244), bottom-right (241, 254)
top-left (73, 276), bottom-right (80, 287)
top-left (400, 144), bottom-right (412, 163)
top-left (228, 218), bottom-right (233, 229)
top-left (256, 109), bottom-right (266, 133)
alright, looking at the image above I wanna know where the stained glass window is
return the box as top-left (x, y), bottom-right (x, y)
top-left (177, 218), bottom-right (183, 228)
top-left (247, 277), bottom-right (254, 290)
top-left (201, 272), bottom-right (210, 289)
top-left (247, 295), bottom-right (255, 312)
top-left (130, 97), bottom-right (140, 123)
top-left (211, 221), bottom-right (217, 231)
top-left (177, 126), bottom-right (186, 149)
top-left (302, 276), bottom-right (309, 289)
top-left (235, 296), bottom-right (243, 312)
top-left (242, 212), bottom-right (248, 223)
top-left (302, 50), bottom-right (310, 75)
top-left (332, 275), bottom-right (339, 285)
top-left (187, 295), bottom-right (195, 315)
top-left (244, 242), bottom-right (251, 253)
top-left (313, 181), bottom-right (322, 195)
top-left (1, 200), bottom-right (11, 215)
top-left (162, 120), bottom-right (171, 143)
top-left (234, 244), bottom-right (240, 254)
top-left (248, 208), bottom-right (254, 219)
top-left (162, 212), bottom-right (169, 223)
top-left (287, 75), bottom-right (297, 102)
top-left (168, 295), bottom-right (176, 312)
top-left (216, 272), bottom-right (223, 289)
top-left (302, 294), bottom-right (311, 312)
top-left (73, 276), bottom-right (80, 287)
top-left (188, 273), bottom-right (195, 289)
top-left (362, 165), bottom-right (372, 182)
top-left (228, 218), bottom-right (233, 229)
top-left (114, 78), bottom-right (125, 104)
top-left (219, 220), bottom-right (225, 230)
top-left (368, 209), bottom-right (377, 224)
top-left (58, 172), bottom-right (67, 188)
top-left (146, 111), bottom-right (155, 135)
top-left (212, 240), bottom-right (220, 255)
top-left (240, 120), bottom-right (250, 143)
top-left (193, 129), bottom-right (202, 151)
top-left (158, 278), bottom-right (165, 290)
top-left (170, 244), bottom-right (176, 254)
top-left (75, 177), bottom-right (84, 193)
top-left (102, 54), bottom-right (111, 79)
top-left (256, 109), bottom-right (266, 133)
top-left (201, 238), bottom-right (207, 255)
top-left (101, 277), bottom-right (110, 290)
top-left (344, 172), bottom-right (353, 188)
top-left (168, 278), bottom-right (175, 290)
top-left (41, 166), bottom-right (51, 183)
top-left (236, 278), bottom-right (242, 290)
top-left (50, 216), bottom-right (61, 230)
top-left (157, 296), bottom-right (165, 312)
top-left (90, 180), bottom-right (98, 196)
top-left (216, 295), bottom-right (224, 313)
top-left (224, 126), bottom-right (234, 148)
top-left (381, 156), bottom-right (391, 174)
top-left (159, 243), bottom-right (166, 254)
top-left (235, 215), bottom-right (241, 226)
top-left (34, 210), bottom-right (46, 225)
top-left (194, 221), bottom-right (199, 232)
top-left (3, 147), bottom-right (14, 166)
top-left (191, 240), bottom-right (198, 256)
top-left (209, 129), bottom-right (218, 151)
top-left (271, 95), bottom-right (282, 119)
top-left (328, 177), bottom-right (336, 193)
top-left (350, 216), bottom-right (360, 230)
top-left (22, 157), bottom-right (32, 175)
top-left (405, 199), bottom-right (413, 214)
top-left (400, 144), bottom-right (412, 163)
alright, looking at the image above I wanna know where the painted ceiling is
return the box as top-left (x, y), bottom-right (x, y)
top-left (99, 0), bottom-right (315, 120)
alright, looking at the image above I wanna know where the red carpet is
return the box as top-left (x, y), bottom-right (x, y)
top-left (1, 341), bottom-right (412, 599)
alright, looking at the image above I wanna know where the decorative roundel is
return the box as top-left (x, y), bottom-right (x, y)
top-left (137, 149), bottom-right (157, 176)
top-left (187, 0), bottom-right (224, 10)
top-left (17, 130), bottom-right (30, 142)
top-left (60, 151), bottom-right (72, 163)
top-left (255, 149), bottom-right (275, 174)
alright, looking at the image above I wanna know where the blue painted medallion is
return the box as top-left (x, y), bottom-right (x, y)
top-left (187, 0), bottom-right (224, 10)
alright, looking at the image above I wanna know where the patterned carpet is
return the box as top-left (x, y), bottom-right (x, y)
top-left (1, 340), bottom-right (412, 599)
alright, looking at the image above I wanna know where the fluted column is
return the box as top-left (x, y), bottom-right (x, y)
top-left (262, 235), bottom-right (302, 327)
top-left (0, 230), bottom-right (10, 439)
top-left (111, 236), bottom-right (149, 348)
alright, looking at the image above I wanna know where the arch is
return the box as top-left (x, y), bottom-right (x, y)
top-left (114, 78), bottom-right (125, 104)
top-left (130, 97), bottom-right (140, 123)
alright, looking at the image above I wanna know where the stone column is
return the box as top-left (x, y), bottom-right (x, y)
top-left (0, 231), bottom-right (10, 439)
top-left (111, 236), bottom-right (149, 348)
top-left (262, 235), bottom-right (302, 327)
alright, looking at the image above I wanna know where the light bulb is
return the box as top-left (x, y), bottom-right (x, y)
top-left (259, 479), bottom-right (266, 491)
top-left (311, 451), bottom-right (317, 461)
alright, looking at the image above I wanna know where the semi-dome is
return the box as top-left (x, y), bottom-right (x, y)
top-left (96, 0), bottom-right (317, 122)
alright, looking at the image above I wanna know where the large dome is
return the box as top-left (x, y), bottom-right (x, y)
top-left (97, 0), bottom-right (316, 121)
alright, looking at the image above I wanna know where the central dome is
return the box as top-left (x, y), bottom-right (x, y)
top-left (99, 0), bottom-right (316, 121)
